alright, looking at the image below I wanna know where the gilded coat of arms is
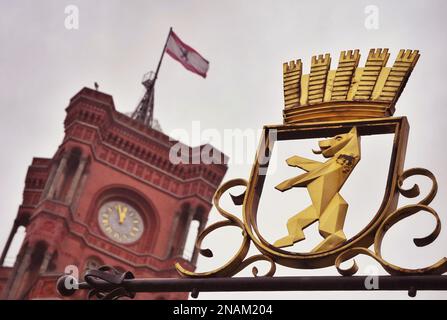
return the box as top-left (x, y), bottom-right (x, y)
top-left (176, 48), bottom-right (447, 279)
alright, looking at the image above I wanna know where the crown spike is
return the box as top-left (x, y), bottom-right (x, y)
top-left (308, 53), bottom-right (331, 104)
top-left (353, 48), bottom-right (390, 101)
top-left (330, 49), bottom-right (361, 101)
top-left (283, 59), bottom-right (302, 109)
top-left (396, 49), bottom-right (420, 66)
top-left (377, 49), bottom-right (420, 104)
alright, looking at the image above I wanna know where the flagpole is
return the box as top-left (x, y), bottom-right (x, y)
top-left (138, 27), bottom-right (171, 127)
top-left (130, 28), bottom-right (173, 127)
top-left (153, 27), bottom-right (172, 82)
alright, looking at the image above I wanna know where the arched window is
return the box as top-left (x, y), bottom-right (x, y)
top-left (171, 205), bottom-right (206, 262)
top-left (56, 148), bottom-right (82, 201)
top-left (2, 226), bottom-right (26, 267)
top-left (29, 241), bottom-right (49, 271)
top-left (182, 220), bottom-right (200, 261)
top-left (170, 203), bottom-right (191, 257)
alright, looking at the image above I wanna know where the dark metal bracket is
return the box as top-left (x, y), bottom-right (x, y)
top-left (57, 273), bottom-right (447, 300)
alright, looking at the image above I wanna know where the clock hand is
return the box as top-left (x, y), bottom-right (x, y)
top-left (117, 205), bottom-right (128, 224)
top-left (116, 204), bottom-right (124, 224)
top-left (121, 206), bottom-right (128, 224)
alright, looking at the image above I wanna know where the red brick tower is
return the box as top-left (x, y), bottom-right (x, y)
top-left (0, 87), bottom-right (227, 299)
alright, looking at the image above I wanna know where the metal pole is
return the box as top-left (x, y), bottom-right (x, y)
top-left (153, 27), bottom-right (172, 82)
top-left (138, 27), bottom-right (172, 127)
top-left (57, 275), bottom-right (447, 298)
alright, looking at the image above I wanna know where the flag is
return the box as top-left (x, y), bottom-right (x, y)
top-left (165, 31), bottom-right (209, 78)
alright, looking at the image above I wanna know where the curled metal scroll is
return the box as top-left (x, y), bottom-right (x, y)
top-left (176, 168), bottom-right (445, 278)
top-left (336, 168), bottom-right (447, 276)
top-left (85, 265), bottom-right (135, 300)
top-left (175, 179), bottom-right (276, 278)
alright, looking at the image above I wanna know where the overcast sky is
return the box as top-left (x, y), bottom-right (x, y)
top-left (1, 0), bottom-right (447, 300)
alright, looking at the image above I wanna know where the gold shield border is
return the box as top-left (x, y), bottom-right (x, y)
top-left (243, 117), bottom-right (408, 269)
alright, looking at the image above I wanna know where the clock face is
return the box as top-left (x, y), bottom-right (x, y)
top-left (98, 200), bottom-right (144, 244)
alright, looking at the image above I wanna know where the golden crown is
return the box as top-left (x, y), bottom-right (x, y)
top-left (283, 48), bottom-right (419, 124)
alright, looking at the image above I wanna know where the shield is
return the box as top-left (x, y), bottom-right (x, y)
top-left (242, 117), bottom-right (409, 269)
